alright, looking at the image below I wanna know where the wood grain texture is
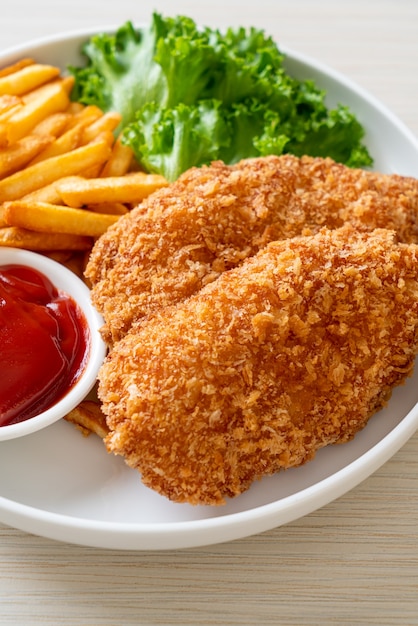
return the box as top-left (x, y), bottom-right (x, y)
top-left (0, 1), bottom-right (418, 624)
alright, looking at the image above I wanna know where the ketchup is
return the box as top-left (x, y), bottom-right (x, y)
top-left (0, 264), bottom-right (90, 427)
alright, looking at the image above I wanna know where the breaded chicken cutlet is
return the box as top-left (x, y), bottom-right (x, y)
top-left (99, 226), bottom-right (418, 505)
top-left (86, 154), bottom-right (418, 344)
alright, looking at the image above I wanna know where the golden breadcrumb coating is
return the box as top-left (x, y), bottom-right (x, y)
top-left (98, 226), bottom-right (418, 505)
top-left (86, 155), bottom-right (418, 344)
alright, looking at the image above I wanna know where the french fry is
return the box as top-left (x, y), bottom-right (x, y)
top-left (59, 251), bottom-right (90, 279)
top-left (0, 58), bottom-right (35, 79)
top-left (3, 200), bottom-right (120, 237)
top-left (0, 132), bottom-right (54, 178)
top-left (88, 129), bottom-right (115, 147)
top-left (23, 74), bottom-right (74, 101)
top-left (0, 94), bottom-right (22, 116)
top-left (0, 63), bottom-right (60, 96)
top-left (3, 78), bottom-right (72, 146)
top-left (29, 124), bottom-right (83, 165)
top-left (81, 131), bottom-right (116, 178)
top-left (59, 75), bottom-right (75, 95)
top-left (65, 101), bottom-right (85, 115)
top-left (0, 123), bottom-right (8, 148)
top-left (81, 111), bottom-right (122, 144)
top-left (82, 166), bottom-right (104, 179)
top-left (0, 139), bottom-right (112, 202)
top-left (100, 136), bottom-right (133, 177)
top-left (21, 181), bottom-right (63, 204)
top-left (64, 400), bottom-right (109, 438)
top-left (56, 172), bottom-right (167, 207)
top-left (41, 250), bottom-right (90, 280)
top-left (0, 105), bottom-right (23, 146)
top-left (32, 111), bottom-right (70, 138)
top-left (65, 104), bottom-right (104, 129)
top-left (42, 250), bottom-right (73, 264)
top-left (0, 225), bottom-right (92, 250)
top-left (86, 201), bottom-right (129, 215)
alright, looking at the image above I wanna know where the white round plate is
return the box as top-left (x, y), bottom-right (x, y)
top-left (0, 28), bottom-right (418, 550)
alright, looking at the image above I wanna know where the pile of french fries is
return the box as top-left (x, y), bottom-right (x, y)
top-left (0, 57), bottom-right (167, 276)
top-left (0, 57), bottom-right (169, 437)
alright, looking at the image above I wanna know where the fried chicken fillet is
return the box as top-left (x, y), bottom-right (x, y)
top-left (99, 227), bottom-right (418, 505)
top-left (86, 155), bottom-right (418, 344)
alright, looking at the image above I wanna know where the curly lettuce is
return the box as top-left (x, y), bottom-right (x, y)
top-left (70, 13), bottom-right (372, 181)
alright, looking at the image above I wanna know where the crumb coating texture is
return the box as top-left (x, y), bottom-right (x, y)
top-left (86, 155), bottom-right (418, 343)
top-left (99, 227), bottom-right (418, 505)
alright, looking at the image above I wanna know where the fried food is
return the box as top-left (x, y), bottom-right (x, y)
top-left (2, 200), bottom-right (120, 237)
top-left (64, 400), bottom-right (109, 438)
top-left (86, 154), bottom-right (418, 344)
top-left (0, 58), bottom-right (167, 257)
top-left (55, 172), bottom-right (167, 208)
top-left (0, 226), bottom-right (92, 250)
top-left (98, 226), bottom-right (418, 505)
top-left (0, 139), bottom-right (112, 201)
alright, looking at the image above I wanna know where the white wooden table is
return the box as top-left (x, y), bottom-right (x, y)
top-left (0, 1), bottom-right (417, 624)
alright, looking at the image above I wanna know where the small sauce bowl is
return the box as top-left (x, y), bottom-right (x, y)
top-left (0, 247), bottom-right (106, 441)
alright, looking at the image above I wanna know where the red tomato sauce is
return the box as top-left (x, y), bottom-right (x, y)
top-left (0, 264), bottom-right (90, 427)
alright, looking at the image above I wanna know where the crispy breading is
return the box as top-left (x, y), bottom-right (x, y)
top-left (86, 155), bottom-right (418, 344)
top-left (98, 226), bottom-right (418, 505)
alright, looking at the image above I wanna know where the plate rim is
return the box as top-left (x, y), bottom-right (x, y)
top-left (1, 396), bottom-right (417, 550)
top-left (1, 26), bottom-right (418, 550)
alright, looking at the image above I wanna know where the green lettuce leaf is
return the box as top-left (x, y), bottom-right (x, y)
top-left (123, 100), bottom-right (230, 182)
top-left (70, 12), bottom-right (373, 180)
